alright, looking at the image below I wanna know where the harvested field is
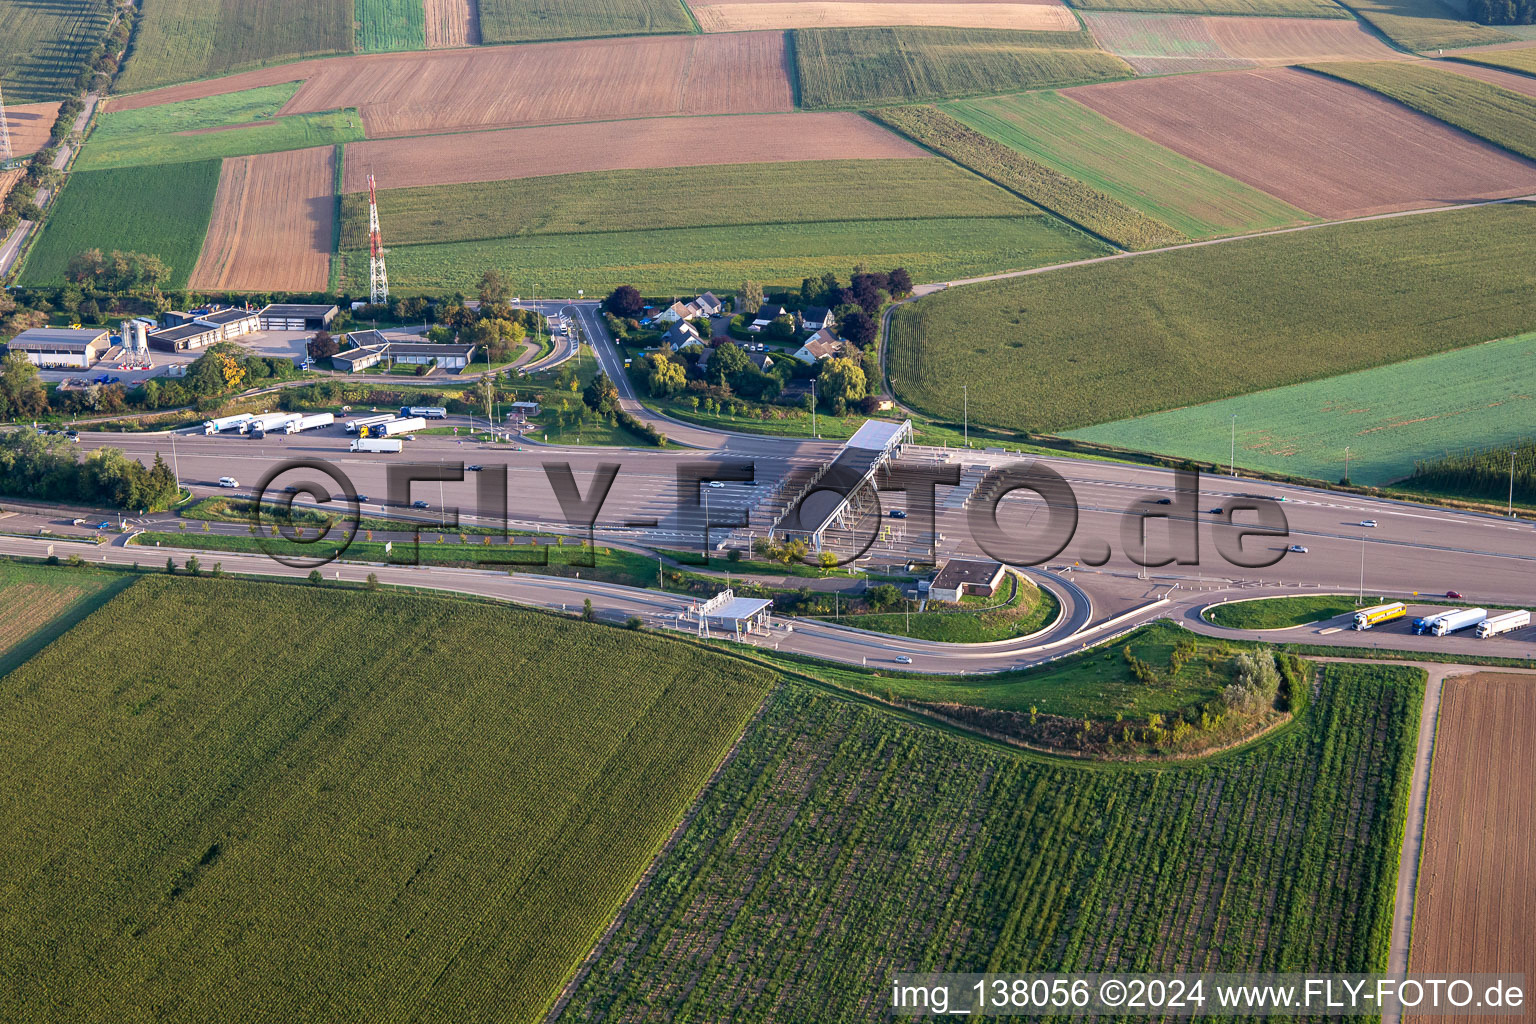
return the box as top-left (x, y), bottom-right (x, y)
top-left (1071, 0), bottom-right (1347, 15)
top-left (1440, 58), bottom-right (1536, 98)
top-left (1409, 670), bottom-right (1536, 1022)
top-left (692, 1), bottom-right (1079, 31)
top-left (1082, 13), bottom-right (1256, 73)
top-left (109, 34), bottom-right (793, 135)
top-left (1066, 67), bottom-right (1536, 219)
top-left (341, 112), bottom-right (920, 190)
top-left (1208, 16), bottom-right (1405, 62)
top-left (424, 0), bottom-right (480, 45)
top-left (190, 146), bottom-right (335, 292)
top-left (2, 101), bottom-right (62, 157)
top-left (1084, 13), bottom-right (1404, 72)
top-left (478, 0), bottom-right (694, 42)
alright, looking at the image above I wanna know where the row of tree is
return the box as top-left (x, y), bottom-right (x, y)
top-left (0, 428), bottom-right (180, 511)
top-left (1468, 0), bottom-right (1536, 23)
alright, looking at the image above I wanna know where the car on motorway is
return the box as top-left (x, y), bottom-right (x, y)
top-left (1150, 497), bottom-right (1172, 504)
top-left (71, 518), bottom-right (87, 526)
top-left (895, 655), bottom-right (913, 665)
top-left (705, 480), bottom-right (724, 488)
top-left (411, 500), bottom-right (431, 510)
top-left (405, 435), bottom-right (417, 441)
top-left (1446, 590), bottom-right (1463, 599)
top-left (96, 521), bottom-right (112, 530)
top-left (1287, 544), bottom-right (1308, 553)
top-left (1209, 507), bottom-right (1223, 515)
top-left (1360, 520), bottom-right (1377, 527)
top-left (466, 464), bottom-right (483, 472)
top-left (281, 485), bottom-right (299, 494)
top-left (218, 477), bottom-right (239, 488)
top-left (889, 510), bottom-right (908, 519)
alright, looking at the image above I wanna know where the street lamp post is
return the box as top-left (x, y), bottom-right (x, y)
top-left (811, 379), bottom-right (818, 438)
top-left (1344, 445), bottom-right (1350, 485)
top-left (1358, 534), bottom-right (1365, 603)
top-left (962, 383), bottom-right (968, 448)
top-left (1230, 415), bottom-right (1236, 477)
top-left (1510, 450), bottom-right (1517, 517)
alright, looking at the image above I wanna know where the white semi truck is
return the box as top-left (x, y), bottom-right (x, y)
top-left (284, 412), bottom-right (335, 434)
top-left (203, 414), bottom-right (253, 435)
top-left (1476, 610), bottom-right (1530, 639)
top-left (1431, 608), bottom-right (1487, 637)
top-left (364, 416), bottom-right (426, 438)
top-left (349, 437), bottom-right (404, 453)
top-left (247, 412), bottom-right (298, 434)
top-left (346, 414), bottom-right (395, 434)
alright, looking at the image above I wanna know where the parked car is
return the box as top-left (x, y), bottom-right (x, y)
top-left (71, 518), bottom-right (87, 526)
top-left (218, 477), bottom-right (239, 488)
top-left (96, 521), bottom-right (112, 530)
top-left (1287, 544), bottom-right (1308, 553)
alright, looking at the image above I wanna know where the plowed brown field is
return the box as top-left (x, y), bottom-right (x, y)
top-left (190, 146), bottom-right (334, 291)
top-left (113, 34), bottom-right (793, 136)
top-left (3, 101), bottom-right (63, 157)
top-left (1407, 671), bottom-right (1535, 1024)
top-left (341, 111), bottom-right (922, 190)
top-left (1065, 67), bottom-right (1536, 218)
top-left (1206, 16), bottom-right (1404, 62)
top-left (424, 0), bottom-right (480, 46)
top-left (692, 0), bottom-right (1077, 31)
top-left (1436, 58), bottom-right (1536, 98)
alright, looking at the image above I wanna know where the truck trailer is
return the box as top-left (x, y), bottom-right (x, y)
top-left (400, 406), bottom-right (448, 419)
top-left (1476, 610), bottom-right (1530, 639)
top-left (349, 437), bottom-right (404, 453)
top-left (203, 414), bottom-right (253, 435)
top-left (345, 414), bottom-right (395, 434)
top-left (1412, 610), bottom-right (1456, 635)
top-left (1352, 602), bottom-right (1406, 631)
top-left (247, 412), bottom-right (298, 434)
top-left (1431, 608), bottom-right (1487, 637)
top-left (363, 416), bottom-right (426, 438)
top-left (285, 412), bottom-right (335, 434)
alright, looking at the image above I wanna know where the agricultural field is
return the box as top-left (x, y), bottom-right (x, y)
top-left (0, 0), bottom-right (110, 102)
top-left (870, 105), bottom-right (1186, 249)
top-left (1065, 332), bottom-right (1536, 486)
top-left (691, 0), bottom-right (1080, 31)
top-left (558, 662), bottom-right (1420, 1021)
top-left (424, 0), bottom-right (481, 45)
top-left (886, 202), bottom-right (1536, 432)
top-left (190, 145), bottom-right (337, 292)
top-left (1070, 0), bottom-right (1346, 15)
top-left (1081, 12), bottom-right (1258, 73)
top-left (339, 112), bottom-right (922, 190)
top-left (3, 101), bottom-right (63, 158)
top-left (75, 109), bottom-right (363, 172)
top-left (1400, 436), bottom-right (1536, 504)
top-left (356, 0), bottom-right (426, 51)
top-left (341, 213), bottom-right (1106, 295)
top-left (1083, 11), bottom-right (1403, 72)
top-left (1305, 60), bottom-right (1536, 162)
top-left (1452, 43), bottom-right (1536, 76)
top-left (943, 90), bottom-right (1311, 238)
top-left (0, 561), bottom-right (128, 679)
top-left (1066, 67), bottom-right (1536, 219)
top-left (1409, 673), bottom-right (1536, 990)
top-left (0, 576), bottom-right (777, 1024)
top-left (793, 26), bottom-right (1133, 108)
top-left (477, 0), bottom-right (694, 42)
top-left (19, 160), bottom-right (222, 290)
top-left (1438, 58), bottom-right (1536, 98)
top-left (1345, 0), bottom-right (1514, 51)
top-left (94, 83), bottom-right (305, 139)
top-left (342, 160), bottom-right (1028, 246)
top-left (116, 0), bottom-right (353, 93)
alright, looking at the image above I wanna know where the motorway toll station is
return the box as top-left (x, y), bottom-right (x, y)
top-left (771, 419), bottom-right (914, 554)
top-left (686, 590), bottom-right (774, 640)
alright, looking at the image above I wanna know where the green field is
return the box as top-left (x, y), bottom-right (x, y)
top-left (76, 110), bottom-right (364, 171)
top-left (1307, 60), bottom-right (1536, 160)
top-left (477, 0), bottom-right (693, 43)
top-left (0, 0), bottom-right (110, 102)
top-left (356, 0), bottom-right (426, 51)
top-left (1344, 0), bottom-right (1514, 50)
top-left (19, 160), bottom-right (221, 289)
top-left (560, 662), bottom-right (1419, 1020)
top-left (887, 202), bottom-right (1536, 433)
top-left (92, 83), bottom-right (304, 139)
top-left (116, 0), bottom-right (353, 93)
top-left (1454, 44), bottom-right (1536, 76)
top-left (944, 91), bottom-right (1314, 238)
top-left (1206, 595), bottom-right (1383, 629)
top-left (793, 27), bottom-right (1133, 108)
top-left (870, 105), bottom-right (1185, 250)
top-left (342, 214), bottom-right (1108, 295)
top-left (0, 561), bottom-right (131, 678)
top-left (1066, 332), bottom-right (1536, 485)
top-left (0, 576), bottom-right (775, 1023)
top-left (341, 159), bottom-right (1041, 247)
top-left (1069, 0), bottom-right (1346, 14)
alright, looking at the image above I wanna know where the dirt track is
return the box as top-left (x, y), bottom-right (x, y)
top-left (1065, 67), bottom-right (1536, 218)
top-left (341, 111), bottom-right (922, 191)
top-left (691, 0), bottom-right (1077, 31)
top-left (424, 0), bottom-right (479, 46)
top-left (190, 146), bottom-right (334, 292)
top-left (3, 101), bottom-right (62, 158)
top-left (1407, 672), bottom-right (1534, 1024)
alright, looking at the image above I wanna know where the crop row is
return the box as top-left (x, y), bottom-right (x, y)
top-left (870, 104), bottom-right (1187, 251)
top-left (559, 662), bottom-right (1421, 1022)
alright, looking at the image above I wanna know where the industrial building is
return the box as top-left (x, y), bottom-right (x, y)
top-left (5, 327), bottom-right (111, 368)
top-left (258, 303), bottom-right (339, 332)
top-left (148, 306), bottom-right (260, 352)
top-left (928, 559), bottom-right (1006, 603)
top-left (332, 330), bottom-right (477, 372)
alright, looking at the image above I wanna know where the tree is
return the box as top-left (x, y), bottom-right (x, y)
top-left (165, 557), bottom-right (175, 575)
top-left (308, 569), bottom-right (323, 585)
top-left (307, 331), bottom-right (339, 360)
top-left (867, 583), bottom-right (901, 610)
top-left (582, 371), bottom-right (619, 415)
top-left (604, 285), bottom-right (643, 318)
top-left (477, 268), bottom-right (510, 306)
top-left (185, 556), bottom-right (201, 577)
top-left (767, 315), bottom-right (795, 341)
top-left (706, 341), bottom-right (750, 386)
top-left (738, 280), bottom-right (763, 315)
top-left (840, 310), bottom-right (877, 347)
top-left (366, 572), bottom-right (380, 590)
top-left (582, 597), bottom-right (595, 622)
top-left (888, 267), bottom-right (912, 297)
top-left (646, 356), bottom-right (686, 398)
top-left (0, 351), bottom-right (50, 419)
top-left (817, 356), bottom-right (866, 409)
top-left (185, 344), bottom-right (247, 396)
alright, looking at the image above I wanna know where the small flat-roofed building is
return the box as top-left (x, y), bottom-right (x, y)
top-left (148, 321), bottom-right (222, 352)
top-left (381, 342), bottom-right (476, 369)
top-left (196, 306), bottom-right (260, 338)
top-left (330, 344), bottom-right (388, 373)
top-left (332, 330), bottom-right (477, 372)
top-left (258, 303), bottom-right (338, 331)
top-left (929, 559), bottom-right (1006, 603)
top-left (5, 327), bottom-right (110, 368)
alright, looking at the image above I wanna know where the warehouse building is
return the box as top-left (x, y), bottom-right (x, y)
top-left (258, 303), bottom-right (338, 332)
top-left (148, 306), bottom-right (262, 352)
top-left (148, 321), bottom-right (221, 352)
top-left (5, 327), bottom-right (111, 368)
top-left (332, 330), bottom-right (477, 372)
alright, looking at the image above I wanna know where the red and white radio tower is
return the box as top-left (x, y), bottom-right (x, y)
top-left (367, 172), bottom-right (389, 305)
top-left (0, 81), bottom-right (13, 164)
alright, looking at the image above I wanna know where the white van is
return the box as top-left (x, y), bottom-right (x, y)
top-left (218, 476), bottom-right (239, 488)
